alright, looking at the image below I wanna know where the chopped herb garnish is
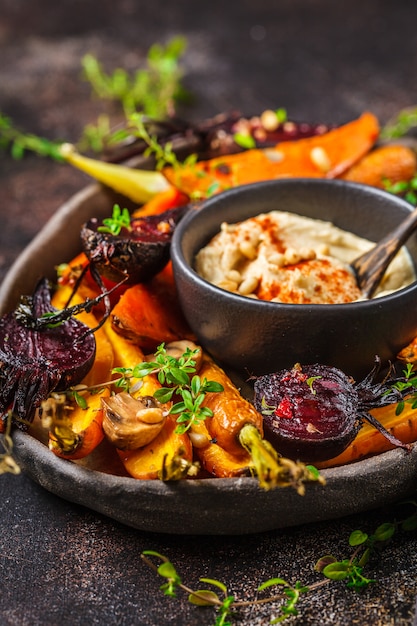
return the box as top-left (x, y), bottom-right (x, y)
top-left (97, 204), bottom-right (132, 236)
top-left (112, 343), bottom-right (224, 434)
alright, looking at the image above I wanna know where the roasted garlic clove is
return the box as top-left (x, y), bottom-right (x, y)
top-left (102, 392), bottom-right (166, 450)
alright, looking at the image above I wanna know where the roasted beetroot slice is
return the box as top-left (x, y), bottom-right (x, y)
top-left (253, 364), bottom-right (361, 463)
top-left (0, 279), bottom-right (96, 428)
top-left (81, 204), bottom-right (189, 284)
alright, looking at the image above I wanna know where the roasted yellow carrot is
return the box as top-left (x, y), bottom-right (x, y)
top-left (116, 414), bottom-right (193, 479)
top-left (59, 143), bottom-right (171, 203)
top-left (47, 388), bottom-right (109, 460)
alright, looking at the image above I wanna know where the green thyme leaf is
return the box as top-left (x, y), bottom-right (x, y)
top-left (97, 204), bottom-right (131, 235)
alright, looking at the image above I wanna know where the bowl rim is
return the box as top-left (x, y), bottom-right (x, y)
top-left (171, 177), bottom-right (417, 310)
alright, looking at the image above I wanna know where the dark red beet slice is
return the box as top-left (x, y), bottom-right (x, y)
top-left (0, 279), bottom-right (96, 428)
top-left (253, 364), bottom-right (361, 462)
top-left (81, 204), bottom-right (189, 284)
top-left (253, 361), bottom-right (412, 463)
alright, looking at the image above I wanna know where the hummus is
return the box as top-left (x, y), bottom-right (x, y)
top-left (195, 211), bottom-right (416, 304)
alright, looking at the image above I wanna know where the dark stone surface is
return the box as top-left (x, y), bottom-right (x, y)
top-left (1, 1), bottom-right (417, 624)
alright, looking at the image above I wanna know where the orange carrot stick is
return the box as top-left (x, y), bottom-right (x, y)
top-left (198, 356), bottom-right (264, 458)
top-left (163, 112), bottom-right (380, 198)
top-left (191, 418), bottom-right (253, 477)
top-left (131, 186), bottom-right (189, 217)
top-left (341, 144), bottom-right (417, 188)
top-left (110, 263), bottom-right (195, 352)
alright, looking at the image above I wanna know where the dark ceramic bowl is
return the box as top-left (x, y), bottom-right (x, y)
top-left (171, 178), bottom-right (417, 380)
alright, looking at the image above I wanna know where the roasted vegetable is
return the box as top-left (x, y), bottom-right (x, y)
top-left (253, 361), bottom-right (412, 463)
top-left (117, 414), bottom-right (193, 480)
top-left (197, 355), bottom-right (323, 492)
top-left (162, 112), bottom-right (380, 198)
top-left (341, 144), bottom-right (417, 188)
top-left (81, 204), bottom-right (189, 284)
top-left (102, 391), bottom-right (167, 450)
top-left (198, 356), bottom-right (263, 458)
top-left (397, 335), bottom-right (417, 365)
top-left (131, 186), bottom-right (189, 217)
top-left (59, 142), bottom-right (171, 203)
top-left (0, 279), bottom-right (96, 430)
top-left (110, 263), bottom-right (195, 352)
top-left (45, 388), bottom-right (108, 460)
top-left (316, 402), bottom-right (417, 468)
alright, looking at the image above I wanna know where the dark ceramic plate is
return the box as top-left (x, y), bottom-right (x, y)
top-left (1, 183), bottom-right (417, 535)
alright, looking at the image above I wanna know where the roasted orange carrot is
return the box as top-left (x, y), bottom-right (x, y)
top-left (198, 356), bottom-right (263, 458)
top-left (110, 263), bottom-right (195, 352)
top-left (316, 402), bottom-right (417, 469)
top-left (397, 336), bottom-right (417, 366)
top-left (197, 442), bottom-right (252, 477)
top-left (162, 112), bottom-right (380, 198)
top-left (341, 144), bottom-right (417, 188)
top-left (194, 355), bottom-right (325, 491)
top-left (131, 185), bottom-right (189, 217)
top-left (190, 417), bottom-right (253, 477)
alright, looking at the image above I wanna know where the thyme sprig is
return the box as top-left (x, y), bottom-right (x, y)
top-left (380, 106), bottom-right (417, 140)
top-left (113, 343), bottom-right (224, 434)
top-left (0, 37), bottom-right (189, 159)
top-left (120, 112), bottom-right (198, 172)
top-left (142, 502), bottom-right (417, 624)
top-left (78, 37), bottom-right (189, 152)
top-left (383, 175), bottom-right (417, 206)
top-left (386, 362), bottom-right (417, 415)
top-left (97, 203), bottom-right (132, 236)
top-left (81, 37), bottom-right (188, 119)
top-left (0, 113), bottom-right (64, 161)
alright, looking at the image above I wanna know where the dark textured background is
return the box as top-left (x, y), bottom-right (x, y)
top-left (1, 1), bottom-right (417, 624)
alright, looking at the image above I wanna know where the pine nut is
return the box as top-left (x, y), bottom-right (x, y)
top-left (136, 407), bottom-right (165, 424)
top-left (268, 252), bottom-right (285, 267)
top-left (226, 270), bottom-right (242, 284)
top-left (217, 280), bottom-right (239, 292)
top-left (239, 240), bottom-right (258, 260)
top-left (260, 109), bottom-right (279, 131)
top-left (238, 275), bottom-right (259, 295)
top-left (310, 146), bottom-right (331, 172)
